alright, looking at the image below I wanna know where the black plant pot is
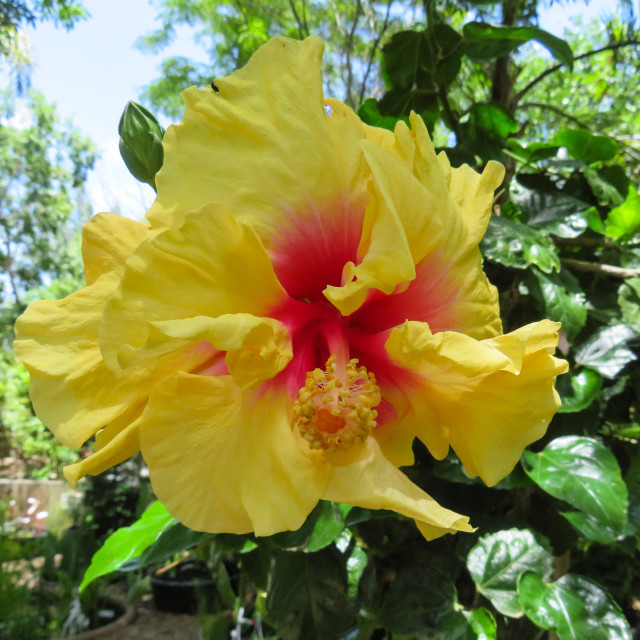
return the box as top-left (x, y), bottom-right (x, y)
top-left (151, 559), bottom-right (218, 614)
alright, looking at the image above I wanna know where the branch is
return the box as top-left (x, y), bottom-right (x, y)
top-left (288, 0), bottom-right (306, 39)
top-left (344, 0), bottom-right (363, 108)
top-left (358, 0), bottom-right (393, 106)
top-left (515, 40), bottom-right (640, 103)
top-left (520, 102), bottom-right (589, 129)
top-left (553, 236), bottom-right (620, 250)
top-left (561, 258), bottom-right (640, 279)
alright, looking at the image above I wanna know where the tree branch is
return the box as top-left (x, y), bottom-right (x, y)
top-left (515, 40), bottom-right (640, 104)
top-left (358, 0), bottom-right (393, 106)
top-left (344, 0), bottom-right (363, 108)
top-left (561, 258), bottom-right (640, 279)
top-left (287, 0), bottom-right (306, 39)
top-left (520, 102), bottom-right (589, 129)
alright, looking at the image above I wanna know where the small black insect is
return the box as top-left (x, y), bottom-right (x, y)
top-left (210, 82), bottom-right (219, 93)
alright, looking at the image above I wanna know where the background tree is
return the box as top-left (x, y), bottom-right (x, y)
top-left (0, 0), bottom-right (88, 91)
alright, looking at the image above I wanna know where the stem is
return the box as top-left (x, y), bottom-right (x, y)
top-left (561, 258), bottom-right (640, 279)
top-left (515, 40), bottom-right (640, 103)
top-left (553, 236), bottom-right (620, 250)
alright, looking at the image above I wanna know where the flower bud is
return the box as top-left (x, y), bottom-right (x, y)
top-left (118, 101), bottom-right (165, 191)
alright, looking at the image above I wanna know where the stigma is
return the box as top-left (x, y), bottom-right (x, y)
top-left (291, 355), bottom-right (381, 452)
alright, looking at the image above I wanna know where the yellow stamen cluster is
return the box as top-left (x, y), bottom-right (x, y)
top-left (291, 355), bottom-right (381, 452)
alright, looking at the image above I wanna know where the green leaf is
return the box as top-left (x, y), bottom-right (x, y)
top-left (574, 324), bottom-right (637, 379)
top-left (463, 22), bottom-right (573, 69)
top-left (523, 436), bottom-right (628, 542)
top-left (378, 555), bottom-right (455, 634)
top-left (266, 548), bottom-right (353, 640)
top-left (558, 368), bottom-right (603, 413)
top-left (124, 523), bottom-right (214, 571)
top-left (79, 501), bottom-right (175, 591)
top-left (470, 102), bottom-right (518, 139)
top-left (605, 186), bottom-right (640, 241)
top-left (517, 190), bottom-right (590, 238)
top-left (307, 502), bottom-right (352, 552)
top-left (344, 534), bottom-right (367, 598)
top-left (618, 277), bottom-right (640, 333)
top-left (530, 268), bottom-right (586, 341)
top-left (382, 30), bottom-right (431, 90)
top-left (582, 166), bottom-right (626, 208)
top-left (433, 23), bottom-right (464, 87)
top-left (466, 529), bottom-right (553, 617)
top-left (554, 129), bottom-right (617, 164)
top-left (357, 98), bottom-right (406, 132)
top-left (517, 572), bottom-right (632, 639)
top-left (481, 215), bottom-right (561, 273)
top-left (118, 101), bottom-right (165, 190)
top-left (466, 608), bottom-right (497, 640)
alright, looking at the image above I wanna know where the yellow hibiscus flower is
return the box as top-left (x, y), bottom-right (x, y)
top-left (13, 36), bottom-right (567, 541)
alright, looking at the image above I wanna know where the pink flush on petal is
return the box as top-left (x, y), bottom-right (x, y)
top-left (265, 202), bottom-right (460, 438)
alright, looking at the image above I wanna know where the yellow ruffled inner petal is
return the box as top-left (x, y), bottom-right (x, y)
top-left (100, 203), bottom-right (287, 371)
top-left (386, 319), bottom-right (568, 486)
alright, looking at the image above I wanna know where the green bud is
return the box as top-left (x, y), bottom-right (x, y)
top-left (118, 101), bottom-right (165, 191)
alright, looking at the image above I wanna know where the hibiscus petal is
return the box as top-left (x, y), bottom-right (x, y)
top-left (145, 314), bottom-right (292, 391)
top-left (386, 320), bottom-right (568, 485)
top-left (139, 373), bottom-right (331, 535)
top-left (147, 37), bottom-right (369, 248)
top-left (14, 274), bottom-right (214, 449)
top-left (323, 438), bottom-right (473, 541)
top-left (100, 204), bottom-right (286, 371)
top-left (64, 404), bottom-right (143, 487)
top-left (82, 213), bottom-right (149, 285)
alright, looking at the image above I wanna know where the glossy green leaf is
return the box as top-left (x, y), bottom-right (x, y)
top-left (481, 215), bottom-right (561, 272)
top-left (530, 268), bottom-right (586, 340)
top-left (266, 548), bottom-right (353, 640)
top-left (467, 529), bottom-right (553, 617)
top-left (307, 502), bottom-right (352, 552)
top-left (466, 608), bottom-right (497, 640)
top-left (522, 436), bottom-right (628, 542)
top-left (554, 129), bottom-right (617, 163)
top-left (558, 368), bottom-right (603, 413)
top-left (582, 166), bottom-right (626, 208)
top-left (618, 278), bottom-right (640, 333)
top-left (518, 572), bottom-right (632, 639)
top-left (344, 535), bottom-right (368, 598)
top-left (605, 186), bottom-right (640, 241)
top-left (463, 22), bottom-right (573, 69)
top-left (574, 324), bottom-right (637, 379)
top-left (125, 523), bottom-right (214, 571)
top-left (518, 190), bottom-right (590, 238)
top-left (79, 501), bottom-right (175, 591)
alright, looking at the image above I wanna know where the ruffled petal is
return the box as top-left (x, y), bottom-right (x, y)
top-left (140, 314), bottom-right (292, 391)
top-left (14, 273), bottom-right (214, 449)
top-left (147, 37), bottom-right (369, 248)
top-left (322, 438), bottom-right (472, 541)
top-left (386, 320), bottom-right (568, 485)
top-left (100, 204), bottom-right (287, 370)
top-left (139, 373), bottom-right (331, 536)
top-left (82, 213), bottom-right (149, 285)
top-left (64, 403), bottom-right (144, 487)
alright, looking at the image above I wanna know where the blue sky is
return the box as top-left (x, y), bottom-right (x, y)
top-left (20, 0), bottom-right (619, 218)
